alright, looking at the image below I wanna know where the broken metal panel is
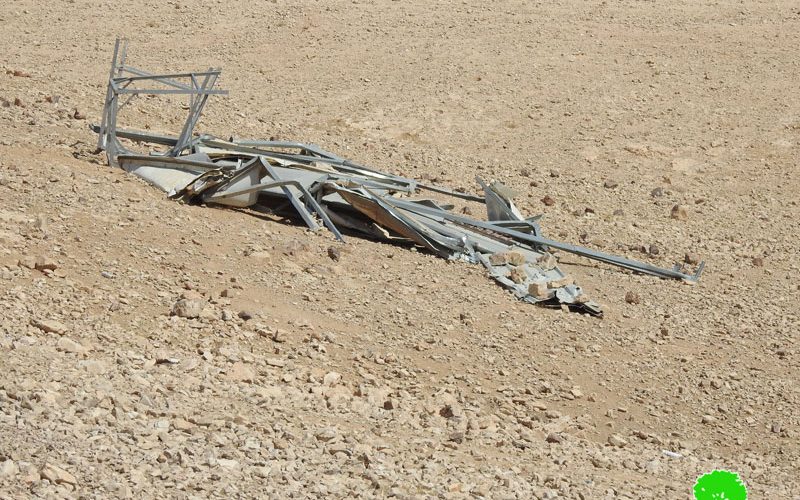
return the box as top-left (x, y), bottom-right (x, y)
top-left (323, 206), bottom-right (395, 241)
top-left (335, 187), bottom-right (457, 256)
top-left (117, 155), bottom-right (216, 193)
top-left (478, 177), bottom-right (525, 222)
top-left (262, 165), bottom-right (329, 194)
top-left (192, 157), bottom-right (264, 208)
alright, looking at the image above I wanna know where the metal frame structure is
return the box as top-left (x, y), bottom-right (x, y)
top-left (96, 38), bottom-right (228, 165)
top-left (91, 39), bottom-right (706, 317)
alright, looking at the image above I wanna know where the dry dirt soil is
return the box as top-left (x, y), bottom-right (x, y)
top-left (1, 1), bottom-right (799, 498)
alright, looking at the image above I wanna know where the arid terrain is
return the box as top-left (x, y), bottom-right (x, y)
top-left (1, 0), bottom-right (798, 498)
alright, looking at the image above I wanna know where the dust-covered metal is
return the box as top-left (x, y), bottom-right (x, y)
top-left (92, 40), bottom-right (706, 317)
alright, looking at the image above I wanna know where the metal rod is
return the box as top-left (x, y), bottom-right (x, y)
top-left (114, 88), bottom-right (227, 96)
top-left (385, 197), bottom-right (703, 281)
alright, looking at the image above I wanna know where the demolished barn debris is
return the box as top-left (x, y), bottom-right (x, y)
top-left (92, 39), bottom-right (704, 316)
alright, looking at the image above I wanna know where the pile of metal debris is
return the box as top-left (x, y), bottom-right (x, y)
top-left (93, 40), bottom-right (704, 316)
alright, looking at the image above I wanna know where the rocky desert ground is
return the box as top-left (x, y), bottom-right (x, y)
top-left (1, 0), bottom-right (798, 498)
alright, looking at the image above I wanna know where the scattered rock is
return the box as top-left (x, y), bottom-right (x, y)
top-left (253, 466), bottom-right (271, 479)
top-left (624, 291), bottom-right (641, 305)
top-left (541, 195), bottom-right (556, 206)
top-left (327, 246), bottom-right (341, 261)
top-left (448, 431), bottom-right (465, 444)
top-left (684, 253), bottom-right (700, 265)
top-left (548, 275), bottom-right (573, 288)
top-left (56, 337), bottom-right (85, 354)
top-left (546, 433), bottom-right (563, 444)
top-left (264, 328), bottom-right (286, 343)
top-left (752, 257), bottom-right (764, 267)
top-left (537, 253), bottom-right (557, 271)
top-left (670, 204), bottom-right (688, 220)
top-left (228, 362), bottom-right (256, 383)
top-left (323, 372), bottom-right (341, 386)
top-left (439, 405), bottom-right (456, 418)
top-left (30, 318), bottom-right (67, 335)
top-left (40, 463), bottom-right (77, 485)
top-left (315, 428), bottom-right (337, 442)
top-left (172, 418), bottom-right (194, 432)
top-left (238, 310), bottom-right (255, 321)
top-left (489, 251), bottom-right (526, 266)
top-left (603, 179), bottom-right (618, 189)
top-left (181, 289), bottom-right (203, 300)
top-left (671, 157), bottom-right (702, 174)
top-left (18, 256), bottom-right (37, 269)
top-left (34, 256), bottom-right (57, 271)
top-left (77, 359), bottom-right (109, 375)
top-left (19, 464), bottom-right (40, 484)
top-left (155, 356), bottom-right (180, 365)
top-left (608, 434), bottom-right (629, 448)
top-left (528, 282), bottom-right (549, 299)
top-left (73, 109), bottom-right (86, 120)
top-left (265, 358), bottom-right (286, 368)
top-left (0, 460), bottom-right (18, 478)
top-left (281, 239), bottom-right (309, 256)
top-left (645, 459), bottom-right (661, 474)
top-left (172, 298), bottom-right (203, 319)
top-left (248, 250), bottom-right (272, 261)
